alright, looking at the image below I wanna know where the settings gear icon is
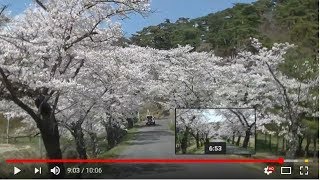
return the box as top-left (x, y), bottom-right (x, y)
top-left (264, 166), bottom-right (275, 175)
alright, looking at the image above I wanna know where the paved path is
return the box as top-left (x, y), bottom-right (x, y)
top-left (226, 143), bottom-right (254, 155)
top-left (100, 118), bottom-right (278, 179)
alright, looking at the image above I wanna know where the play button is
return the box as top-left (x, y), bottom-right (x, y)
top-left (13, 167), bottom-right (21, 175)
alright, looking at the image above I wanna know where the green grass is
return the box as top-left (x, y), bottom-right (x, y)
top-left (66, 127), bottom-right (139, 178)
top-left (81, 126), bottom-right (140, 178)
top-left (98, 127), bottom-right (138, 158)
top-left (78, 127), bottom-right (139, 178)
top-left (188, 143), bottom-right (204, 154)
top-left (256, 133), bottom-right (319, 155)
top-left (176, 137), bottom-right (205, 154)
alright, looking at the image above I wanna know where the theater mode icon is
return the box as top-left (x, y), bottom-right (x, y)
top-left (281, 166), bottom-right (292, 175)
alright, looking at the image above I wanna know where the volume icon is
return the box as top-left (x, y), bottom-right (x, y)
top-left (50, 166), bottom-right (60, 175)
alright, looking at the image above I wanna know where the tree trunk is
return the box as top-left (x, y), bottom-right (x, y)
top-left (236, 136), bottom-right (241, 146)
top-left (40, 125), bottom-right (65, 178)
top-left (187, 138), bottom-right (191, 146)
top-left (256, 133), bottom-right (258, 143)
top-left (242, 130), bottom-right (251, 148)
top-left (205, 138), bottom-right (209, 145)
top-left (126, 118), bottom-right (134, 129)
top-left (35, 96), bottom-right (65, 178)
top-left (175, 128), bottom-right (179, 153)
top-left (181, 127), bottom-right (189, 154)
top-left (72, 127), bottom-right (87, 179)
top-left (232, 132), bottom-right (235, 144)
top-left (264, 133), bottom-right (267, 144)
top-left (72, 127), bottom-right (87, 159)
top-left (269, 134), bottom-right (272, 151)
top-left (205, 133), bottom-right (209, 146)
top-left (304, 136), bottom-right (311, 157)
top-left (88, 132), bottom-right (98, 158)
top-left (196, 132), bottom-right (200, 148)
top-left (285, 121), bottom-right (300, 159)
top-left (313, 134), bottom-right (318, 158)
top-left (107, 125), bottom-right (116, 149)
top-left (276, 135), bottom-right (279, 154)
top-left (282, 136), bottom-right (286, 152)
top-left (296, 135), bottom-right (304, 156)
top-left (105, 118), bottom-right (116, 150)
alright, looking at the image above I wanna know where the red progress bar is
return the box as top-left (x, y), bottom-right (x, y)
top-left (6, 158), bottom-right (284, 164)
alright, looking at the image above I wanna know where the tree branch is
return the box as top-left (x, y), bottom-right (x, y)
top-left (236, 109), bottom-right (249, 127)
top-left (229, 109), bottom-right (246, 127)
top-left (50, 92), bottom-right (59, 120)
top-left (265, 62), bottom-right (294, 122)
top-left (34, 0), bottom-right (47, 11)
top-left (0, 5), bottom-right (7, 15)
top-left (0, 66), bottom-right (41, 123)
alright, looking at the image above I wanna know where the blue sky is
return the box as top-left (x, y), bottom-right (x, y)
top-left (203, 109), bottom-right (256, 123)
top-left (1, 0), bottom-right (256, 36)
top-left (203, 110), bottom-right (224, 123)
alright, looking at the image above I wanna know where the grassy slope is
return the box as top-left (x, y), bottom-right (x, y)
top-left (80, 126), bottom-right (139, 178)
top-left (98, 127), bottom-right (138, 158)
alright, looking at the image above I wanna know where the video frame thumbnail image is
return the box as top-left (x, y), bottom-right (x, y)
top-left (175, 108), bottom-right (256, 155)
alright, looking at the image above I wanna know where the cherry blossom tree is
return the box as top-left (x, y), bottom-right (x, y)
top-left (215, 109), bottom-right (255, 148)
top-left (56, 84), bottom-right (108, 159)
top-left (157, 38), bottom-right (317, 158)
top-left (0, 0), bottom-right (317, 171)
top-left (228, 39), bottom-right (318, 158)
top-left (176, 109), bottom-right (200, 154)
top-left (0, 0), bottom-right (149, 177)
top-left (175, 109), bottom-right (219, 153)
